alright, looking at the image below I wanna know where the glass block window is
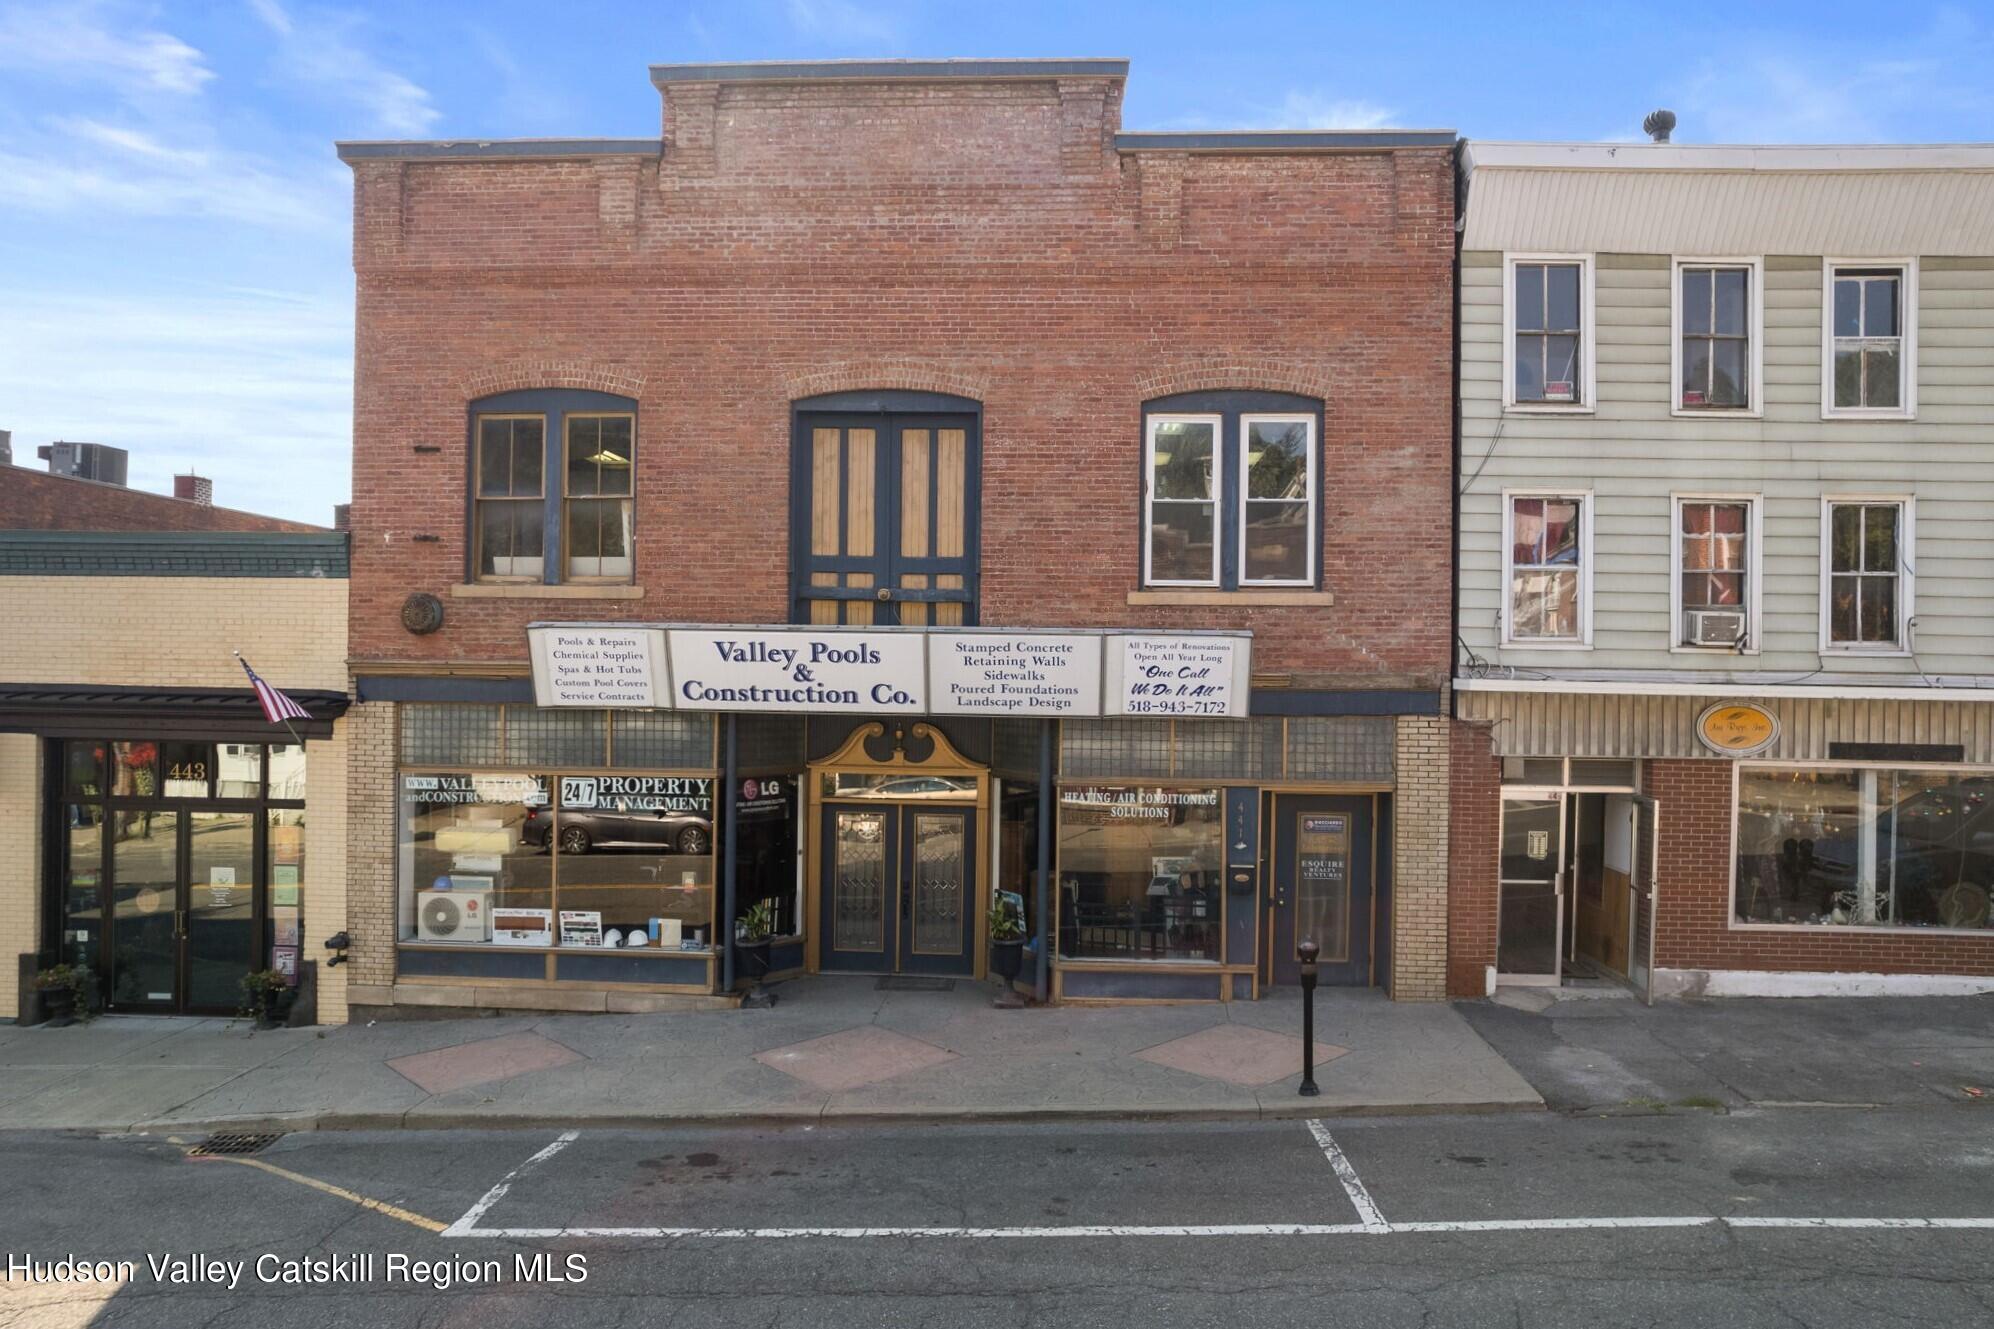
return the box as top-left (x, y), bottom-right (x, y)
top-left (1175, 718), bottom-right (1282, 781)
top-left (505, 707), bottom-right (607, 767)
top-left (1061, 719), bottom-right (1172, 780)
top-left (1285, 717), bottom-right (1396, 782)
top-left (400, 704), bottom-right (503, 766)
top-left (735, 714), bottom-right (806, 771)
top-left (612, 711), bottom-right (716, 769)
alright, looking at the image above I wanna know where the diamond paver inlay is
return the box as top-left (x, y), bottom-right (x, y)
top-left (1133, 1024), bottom-right (1348, 1087)
top-left (754, 1026), bottom-right (959, 1093)
top-left (387, 1031), bottom-right (584, 1095)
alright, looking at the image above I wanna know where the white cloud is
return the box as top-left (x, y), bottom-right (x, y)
top-left (784, 0), bottom-right (901, 46)
top-left (249, 0), bottom-right (440, 135)
top-left (1275, 92), bottom-right (1399, 131)
top-left (0, 0), bottom-right (213, 94)
top-left (0, 284), bottom-right (353, 523)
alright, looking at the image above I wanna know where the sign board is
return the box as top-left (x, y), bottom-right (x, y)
top-left (667, 628), bottom-right (926, 714)
top-left (1104, 635), bottom-right (1250, 717)
top-left (928, 632), bottom-right (1102, 715)
top-left (558, 910), bottom-right (603, 948)
top-left (560, 775), bottom-right (712, 814)
top-left (530, 627), bottom-right (667, 708)
top-left (1696, 702), bottom-right (1780, 756)
top-left (526, 625), bottom-right (1251, 718)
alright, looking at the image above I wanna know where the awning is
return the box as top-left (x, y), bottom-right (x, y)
top-left (0, 684), bottom-right (350, 739)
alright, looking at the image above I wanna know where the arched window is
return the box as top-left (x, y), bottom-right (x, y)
top-left (1142, 390), bottom-right (1320, 589)
top-left (468, 388), bottom-right (637, 585)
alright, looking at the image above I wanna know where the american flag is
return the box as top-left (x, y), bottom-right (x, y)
top-left (238, 655), bottom-right (312, 726)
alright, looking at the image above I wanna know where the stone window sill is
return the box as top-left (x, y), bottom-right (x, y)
top-left (450, 583), bottom-right (646, 600)
top-left (1126, 589), bottom-right (1333, 607)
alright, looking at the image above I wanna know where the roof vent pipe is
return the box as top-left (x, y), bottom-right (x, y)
top-left (1643, 109), bottom-right (1676, 143)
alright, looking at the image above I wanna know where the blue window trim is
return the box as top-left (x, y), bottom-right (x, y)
top-left (466, 388), bottom-right (638, 586)
top-left (1141, 390), bottom-right (1324, 591)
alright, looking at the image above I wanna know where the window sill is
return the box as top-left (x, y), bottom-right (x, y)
top-left (1821, 407), bottom-right (1915, 422)
top-left (1672, 406), bottom-right (1763, 420)
top-left (1127, 589), bottom-right (1333, 607)
top-left (1503, 403), bottom-right (1594, 416)
top-left (451, 583), bottom-right (646, 600)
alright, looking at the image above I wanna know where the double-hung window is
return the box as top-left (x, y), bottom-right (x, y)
top-left (1674, 497), bottom-right (1757, 650)
top-left (1506, 256), bottom-right (1591, 409)
top-left (1503, 493), bottom-right (1589, 645)
top-left (1825, 262), bottom-right (1915, 416)
top-left (470, 389), bottom-right (638, 586)
top-left (1822, 498), bottom-right (1911, 652)
top-left (1675, 261), bottom-right (1759, 412)
top-left (1142, 392), bottom-right (1319, 590)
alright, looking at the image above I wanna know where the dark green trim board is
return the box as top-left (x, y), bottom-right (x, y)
top-left (0, 531), bottom-right (347, 578)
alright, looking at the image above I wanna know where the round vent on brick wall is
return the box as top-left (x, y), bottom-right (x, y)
top-left (401, 592), bottom-right (444, 635)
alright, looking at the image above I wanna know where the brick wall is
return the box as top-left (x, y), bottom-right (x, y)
top-left (0, 735), bottom-right (40, 1020)
top-left (0, 466), bottom-right (321, 533)
top-left (1446, 719), bottom-right (1499, 997)
top-left (1648, 758), bottom-right (1994, 978)
top-left (343, 73), bottom-right (1455, 689)
top-left (1389, 715), bottom-right (1449, 1000)
top-left (342, 699), bottom-right (398, 1005)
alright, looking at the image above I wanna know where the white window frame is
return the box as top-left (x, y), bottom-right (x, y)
top-left (1235, 413), bottom-right (1317, 587)
top-left (1821, 258), bottom-right (1917, 420)
top-left (1500, 488), bottom-right (1594, 649)
top-left (1818, 494), bottom-right (1914, 656)
top-left (1143, 413), bottom-right (1222, 588)
top-left (1670, 257), bottom-right (1765, 418)
top-left (1502, 253), bottom-right (1596, 414)
top-left (1668, 493), bottom-right (1762, 655)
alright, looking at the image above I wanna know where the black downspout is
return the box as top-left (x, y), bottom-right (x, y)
top-left (1035, 719), bottom-right (1053, 1004)
top-left (722, 715), bottom-right (738, 993)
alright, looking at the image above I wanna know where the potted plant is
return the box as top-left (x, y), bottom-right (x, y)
top-left (32, 964), bottom-right (94, 1028)
top-left (239, 970), bottom-right (296, 1030)
top-left (733, 899), bottom-right (779, 1007)
top-left (987, 895), bottom-right (1027, 984)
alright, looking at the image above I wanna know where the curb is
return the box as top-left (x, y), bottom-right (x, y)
top-left (120, 1097), bottom-right (1544, 1136)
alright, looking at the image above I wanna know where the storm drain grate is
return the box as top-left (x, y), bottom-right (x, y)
top-left (188, 1132), bottom-right (284, 1157)
top-left (876, 976), bottom-right (955, 992)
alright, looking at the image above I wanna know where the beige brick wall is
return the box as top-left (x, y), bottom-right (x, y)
top-left (1390, 714), bottom-right (1450, 1001)
top-left (303, 722), bottom-right (350, 1024)
top-left (343, 699), bottom-right (398, 1003)
top-left (0, 735), bottom-right (41, 1020)
top-left (0, 576), bottom-right (346, 691)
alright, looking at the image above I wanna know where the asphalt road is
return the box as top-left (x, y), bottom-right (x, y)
top-left (5, 1107), bottom-right (1994, 1328)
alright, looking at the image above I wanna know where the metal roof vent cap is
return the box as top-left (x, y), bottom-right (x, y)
top-left (1643, 109), bottom-right (1676, 143)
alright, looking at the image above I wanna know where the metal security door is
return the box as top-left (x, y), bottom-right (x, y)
top-left (1497, 794), bottom-right (1565, 985)
top-left (793, 414), bottom-right (979, 626)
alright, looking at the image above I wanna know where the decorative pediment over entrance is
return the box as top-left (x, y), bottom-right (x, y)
top-left (819, 721), bottom-right (982, 775)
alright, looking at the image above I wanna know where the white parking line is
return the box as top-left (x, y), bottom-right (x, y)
top-left (1305, 1119), bottom-right (1389, 1233)
top-left (443, 1131), bottom-right (578, 1239)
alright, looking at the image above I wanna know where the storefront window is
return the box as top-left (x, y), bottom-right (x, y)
top-left (1737, 767), bottom-right (1994, 929)
top-left (65, 805), bottom-right (105, 973)
top-left (400, 773), bottom-right (554, 943)
top-left (736, 774), bottom-right (802, 938)
top-left (268, 808), bottom-right (306, 983)
top-left (553, 774), bottom-right (715, 949)
top-left (999, 779), bottom-right (1042, 943)
top-left (1057, 786), bottom-right (1223, 961)
top-left (268, 744), bottom-right (307, 801)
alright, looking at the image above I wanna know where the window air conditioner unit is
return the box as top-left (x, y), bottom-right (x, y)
top-left (1686, 609), bottom-right (1747, 648)
top-left (416, 888), bottom-right (493, 942)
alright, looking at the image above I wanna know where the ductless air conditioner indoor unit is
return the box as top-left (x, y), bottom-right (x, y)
top-left (1686, 609), bottom-right (1747, 648)
top-left (416, 888), bottom-right (493, 942)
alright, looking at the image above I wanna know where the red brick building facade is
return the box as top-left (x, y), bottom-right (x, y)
top-left (338, 60), bottom-right (1459, 1014)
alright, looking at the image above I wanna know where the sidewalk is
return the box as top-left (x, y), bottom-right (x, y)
top-left (0, 976), bottom-right (1541, 1133)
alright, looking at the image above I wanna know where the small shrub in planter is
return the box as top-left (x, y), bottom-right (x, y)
top-left (987, 896), bottom-right (1027, 983)
top-left (32, 964), bottom-right (95, 1028)
top-left (239, 970), bottom-right (296, 1030)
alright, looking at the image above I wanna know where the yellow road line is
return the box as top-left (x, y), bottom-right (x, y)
top-left (190, 1153), bottom-right (447, 1233)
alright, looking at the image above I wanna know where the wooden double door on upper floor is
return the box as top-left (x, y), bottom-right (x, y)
top-left (792, 412), bottom-right (980, 626)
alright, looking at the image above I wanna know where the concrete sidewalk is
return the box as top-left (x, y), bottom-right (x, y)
top-left (0, 976), bottom-right (1540, 1133)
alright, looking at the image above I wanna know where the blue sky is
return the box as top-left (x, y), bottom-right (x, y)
top-left (1, 1), bottom-right (1990, 523)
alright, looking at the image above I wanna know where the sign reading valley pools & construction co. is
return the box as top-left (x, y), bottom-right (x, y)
top-left (527, 624), bottom-right (1251, 717)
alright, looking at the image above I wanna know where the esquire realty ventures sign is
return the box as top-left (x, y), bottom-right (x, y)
top-left (528, 624), bottom-right (1251, 718)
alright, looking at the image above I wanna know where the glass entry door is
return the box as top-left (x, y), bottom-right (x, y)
top-left (107, 810), bottom-right (260, 1013)
top-left (1270, 795), bottom-right (1373, 986)
top-left (1497, 795), bottom-right (1565, 985)
top-left (819, 804), bottom-right (978, 975)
